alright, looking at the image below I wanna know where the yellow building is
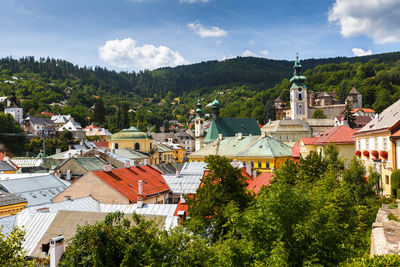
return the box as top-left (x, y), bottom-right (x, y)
top-left (353, 99), bottom-right (400, 196)
top-left (173, 147), bottom-right (186, 163)
top-left (188, 133), bottom-right (292, 172)
top-left (299, 125), bottom-right (357, 167)
top-left (109, 127), bottom-right (154, 153)
top-left (0, 190), bottom-right (27, 217)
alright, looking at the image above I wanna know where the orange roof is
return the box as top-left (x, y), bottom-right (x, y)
top-left (351, 108), bottom-right (375, 113)
top-left (392, 129), bottom-right (400, 138)
top-left (84, 124), bottom-right (100, 131)
top-left (40, 111), bottom-right (55, 117)
top-left (0, 152), bottom-right (6, 161)
top-left (174, 198), bottom-right (189, 216)
top-left (93, 165), bottom-right (170, 202)
top-left (94, 141), bottom-right (109, 149)
top-left (292, 142), bottom-right (300, 158)
top-left (314, 125), bottom-right (356, 145)
top-left (301, 137), bottom-right (317, 145)
top-left (247, 172), bottom-right (274, 194)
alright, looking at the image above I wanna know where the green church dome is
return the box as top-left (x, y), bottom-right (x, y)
top-left (212, 99), bottom-right (220, 107)
top-left (110, 126), bottom-right (152, 140)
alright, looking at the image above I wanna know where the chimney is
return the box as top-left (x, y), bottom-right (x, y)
top-left (49, 236), bottom-right (64, 267)
top-left (261, 131), bottom-right (266, 138)
top-left (66, 170), bottom-right (71, 181)
top-left (176, 169), bottom-right (180, 178)
top-left (103, 163), bottom-right (112, 172)
top-left (237, 133), bottom-right (243, 140)
top-left (137, 180), bottom-right (143, 208)
top-left (64, 196), bottom-right (71, 201)
top-left (68, 152), bottom-right (72, 158)
top-left (36, 207), bottom-right (49, 213)
top-left (177, 210), bottom-right (186, 225)
top-left (180, 193), bottom-right (186, 204)
top-left (245, 163), bottom-right (251, 176)
top-left (125, 160), bottom-right (131, 168)
top-left (56, 148), bottom-right (61, 154)
top-left (252, 170), bottom-right (257, 179)
top-left (218, 133), bottom-right (223, 140)
top-left (68, 145), bottom-right (72, 150)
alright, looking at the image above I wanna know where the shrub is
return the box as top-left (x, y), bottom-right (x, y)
top-left (371, 150), bottom-right (379, 158)
top-left (391, 170), bottom-right (400, 190)
top-left (380, 150), bottom-right (388, 159)
top-left (363, 150), bottom-right (369, 157)
top-left (355, 150), bottom-right (361, 157)
top-left (388, 202), bottom-right (398, 209)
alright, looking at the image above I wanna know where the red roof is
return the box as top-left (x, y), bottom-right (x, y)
top-left (247, 172), bottom-right (274, 194)
top-left (301, 137), bottom-right (317, 145)
top-left (84, 124), bottom-right (100, 131)
top-left (40, 111), bottom-right (55, 117)
top-left (392, 129), bottom-right (400, 138)
top-left (351, 108), bottom-right (375, 113)
top-left (0, 152), bottom-right (6, 161)
top-left (93, 165), bottom-right (170, 202)
top-left (94, 141), bottom-right (109, 149)
top-left (315, 125), bottom-right (356, 145)
top-left (174, 199), bottom-right (189, 216)
top-left (292, 142), bottom-right (300, 158)
top-left (258, 123), bottom-right (264, 128)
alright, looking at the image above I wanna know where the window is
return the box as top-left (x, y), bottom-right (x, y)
top-left (384, 138), bottom-right (387, 150)
top-left (258, 161), bottom-right (262, 168)
top-left (243, 161), bottom-right (246, 166)
top-left (251, 161), bottom-right (254, 168)
top-left (375, 138), bottom-right (378, 150)
top-left (366, 139), bottom-right (369, 150)
top-left (286, 135), bottom-right (288, 140)
top-left (114, 143), bottom-right (119, 149)
top-left (386, 175), bottom-right (389, 184)
top-left (266, 161), bottom-right (270, 168)
top-left (150, 143), bottom-right (152, 150)
top-left (357, 140), bottom-right (361, 150)
top-left (298, 93), bottom-right (302, 100)
top-left (134, 143), bottom-right (140, 150)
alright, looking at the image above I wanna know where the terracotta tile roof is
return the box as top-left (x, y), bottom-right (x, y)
top-left (94, 141), bottom-right (109, 149)
top-left (247, 172), bottom-right (274, 194)
top-left (314, 125), bottom-right (356, 145)
top-left (301, 137), bottom-right (317, 145)
top-left (0, 152), bottom-right (6, 161)
top-left (93, 165), bottom-right (170, 202)
top-left (292, 142), bottom-right (300, 158)
top-left (174, 199), bottom-right (189, 216)
top-left (351, 108), bottom-right (375, 113)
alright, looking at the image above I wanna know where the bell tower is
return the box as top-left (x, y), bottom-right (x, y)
top-left (194, 99), bottom-right (205, 151)
top-left (290, 54), bottom-right (308, 120)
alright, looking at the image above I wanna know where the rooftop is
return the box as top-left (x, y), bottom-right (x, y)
top-left (314, 125), bottom-right (356, 145)
top-left (110, 126), bottom-right (152, 140)
top-left (0, 189), bottom-right (26, 208)
top-left (247, 173), bottom-right (274, 194)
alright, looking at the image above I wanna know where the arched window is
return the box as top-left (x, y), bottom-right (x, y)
top-left (298, 93), bottom-right (302, 100)
top-left (134, 142), bottom-right (140, 150)
top-left (150, 143), bottom-right (152, 150)
top-left (114, 143), bottom-right (119, 149)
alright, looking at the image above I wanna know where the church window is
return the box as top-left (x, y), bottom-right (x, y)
top-left (114, 143), bottom-right (119, 149)
top-left (134, 142), bottom-right (140, 150)
top-left (298, 93), bottom-right (302, 100)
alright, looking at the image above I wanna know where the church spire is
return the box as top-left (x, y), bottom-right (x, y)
top-left (290, 53), bottom-right (306, 84)
top-left (212, 98), bottom-right (220, 121)
top-left (195, 99), bottom-right (202, 118)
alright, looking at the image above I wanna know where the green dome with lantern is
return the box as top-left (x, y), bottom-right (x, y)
top-left (110, 126), bottom-right (152, 140)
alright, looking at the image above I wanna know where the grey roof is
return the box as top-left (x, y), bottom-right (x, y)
top-left (162, 162), bottom-right (206, 194)
top-left (114, 149), bottom-right (149, 160)
top-left (0, 174), bottom-right (68, 206)
top-left (0, 196), bottom-right (178, 256)
top-left (356, 99), bottom-right (400, 135)
top-left (304, 118), bottom-right (335, 127)
top-left (25, 116), bottom-right (54, 125)
top-left (0, 189), bottom-right (26, 207)
top-left (261, 119), bottom-right (312, 133)
top-left (0, 161), bottom-right (16, 172)
top-left (180, 162), bottom-right (207, 175)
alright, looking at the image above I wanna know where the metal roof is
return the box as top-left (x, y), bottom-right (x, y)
top-left (163, 174), bottom-right (202, 194)
top-left (0, 161), bottom-right (16, 172)
top-left (0, 189), bottom-right (26, 207)
top-left (0, 174), bottom-right (68, 207)
top-left (10, 158), bottom-right (43, 168)
top-left (0, 196), bottom-right (178, 256)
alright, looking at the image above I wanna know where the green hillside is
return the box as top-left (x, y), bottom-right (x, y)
top-left (1, 51), bottom-right (400, 131)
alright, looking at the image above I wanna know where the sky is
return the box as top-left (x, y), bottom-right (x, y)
top-left (1, 0), bottom-right (400, 71)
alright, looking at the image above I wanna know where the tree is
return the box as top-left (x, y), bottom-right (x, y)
top-left (185, 155), bottom-right (253, 240)
top-left (343, 103), bottom-right (356, 129)
top-left (391, 170), bottom-right (400, 197)
top-left (93, 98), bottom-right (106, 126)
top-left (312, 109), bottom-right (327, 119)
top-left (264, 99), bottom-right (276, 122)
top-left (0, 227), bottom-right (34, 266)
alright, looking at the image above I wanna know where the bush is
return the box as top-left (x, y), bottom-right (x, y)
top-left (391, 170), bottom-right (400, 190)
top-left (388, 202), bottom-right (398, 209)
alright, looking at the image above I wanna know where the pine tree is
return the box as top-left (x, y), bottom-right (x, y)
top-left (343, 103), bottom-right (356, 128)
top-left (93, 98), bottom-right (106, 126)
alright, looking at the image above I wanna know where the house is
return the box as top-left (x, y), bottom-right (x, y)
top-left (188, 132), bottom-right (292, 172)
top-left (334, 116), bottom-right (372, 129)
top-left (292, 142), bottom-right (300, 164)
top-left (351, 108), bottom-right (376, 117)
top-left (84, 124), bottom-right (112, 142)
top-left (51, 114), bottom-right (72, 127)
top-left (0, 174), bottom-right (68, 206)
top-left (24, 115), bottom-right (57, 136)
top-left (0, 196), bottom-right (178, 262)
top-left (58, 120), bottom-right (86, 139)
top-left (299, 125), bottom-right (357, 167)
top-left (261, 119), bottom-right (312, 143)
top-left (353, 99), bottom-right (400, 196)
top-left (4, 92), bottom-right (23, 123)
top-left (54, 157), bottom-right (108, 181)
top-left (111, 148), bottom-right (151, 165)
top-left (0, 189), bottom-right (27, 217)
top-left (52, 165), bottom-right (170, 204)
top-left (152, 142), bottom-right (174, 164)
top-left (391, 128), bottom-right (400, 172)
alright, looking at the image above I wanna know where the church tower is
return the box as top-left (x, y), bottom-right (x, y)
top-left (194, 99), bottom-right (205, 151)
top-left (290, 55), bottom-right (308, 120)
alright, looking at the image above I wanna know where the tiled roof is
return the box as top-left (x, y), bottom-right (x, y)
top-left (10, 158), bottom-right (43, 168)
top-left (292, 142), bottom-right (300, 158)
top-left (247, 173), bottom-right (274, 194)
top-left (93, 165), bottom-right (170, 202)
top-left (94, 141), bottom-right (109, 150)
top-left (0, 153), bottom-right (6, 161)
top-left (301, 137), bottom-right (317, 145)
top-left (204, 117), bottom-right (261, 143)
top-left (355, 99), bottom-right (400, 135)
top-left (314, 125), bottom-right (356, 145)
top-left (114, 149), bottom-right (150, 160)
top-left (25, 115), bottom-right (54, 125)
top-left (174, 199), bottom-right (188, 216)
top-left (351, 108), bottom-right (375, 113)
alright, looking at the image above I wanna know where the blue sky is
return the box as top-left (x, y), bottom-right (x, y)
top-left (1, 0), bottom-right (400, 71)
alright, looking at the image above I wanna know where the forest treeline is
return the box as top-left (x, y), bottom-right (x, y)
top-left (1, 52), bottom-right (400, 130)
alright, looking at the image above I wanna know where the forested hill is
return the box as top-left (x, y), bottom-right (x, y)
top-left (1, 51), bottom-right (400, 131)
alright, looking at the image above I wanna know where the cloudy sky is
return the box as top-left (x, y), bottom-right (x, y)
top-left (1, 0), bottom-right (400, 71)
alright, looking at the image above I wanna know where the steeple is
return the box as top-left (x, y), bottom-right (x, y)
top-left (195, 99), bottom-right (202, 118)
top-left (212, 98), bottom-right (220, 121)
top-left (290, 53), bottom-right (306, 84)
top-left (289, 54), bottom-right (308, 120)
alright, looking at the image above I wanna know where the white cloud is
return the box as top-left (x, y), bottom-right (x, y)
top-left (352, 48), bottom-right (372, 57)
top-left (328, 0), bottom-right (400, 44)
top-left (242, 50), bottom-right (258, 57)
top-left (187, 22), bottom-right (227, 38)
top-left (260, 50), bottom-right (269, 57)
top-left (99, 38), bottom-right (188, 70)
top-left (180, 0), bottom-right (209, 3)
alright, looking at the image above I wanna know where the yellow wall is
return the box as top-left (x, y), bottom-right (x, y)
top-left (109, 139), bottom-right (153, 153)
top-left (300, 142), bottom-right (355, 167)
top-left (174, 149), bottom-right (186, 163)
top-left (0, 202), bottom-right (27, 218)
